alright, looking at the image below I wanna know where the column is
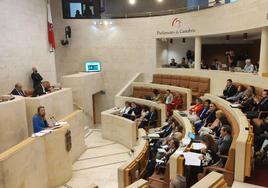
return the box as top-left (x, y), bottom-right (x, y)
top-left (194, 36), bottom-right (202, 70)
top-left (259, 27), bottom-right (268, 76)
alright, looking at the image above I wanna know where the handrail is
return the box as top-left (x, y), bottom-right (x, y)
top-left (101, 1), bottom-right (238, 19)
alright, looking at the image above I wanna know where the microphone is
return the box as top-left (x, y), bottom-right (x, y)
top-left (50, 116), bottom-right (58, 126)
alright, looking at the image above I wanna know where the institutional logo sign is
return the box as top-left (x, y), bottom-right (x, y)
top-left (156, 17), bottom-right (196, 36)
top-left (171, 18), bottom-right (182, 28)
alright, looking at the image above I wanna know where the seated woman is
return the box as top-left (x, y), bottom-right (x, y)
top-left (32, 106), bottom-right (51, 133)
top-left (136, 105), bottom-right (150, 127)
top-left (199, 110), bottom-right (227, 137)
top-left (118, 102), bottom-right (131, 116)
top-left (139, 106), bottom-right (157, 128)
top-left (187, 98), bottom-right (205, 122)
top-left (187, 134), bottom-right (220, 186)
top-left (167, 93), bottom-right (184, 116)
top-left (194, 103), bottom-right (217, 133)
top-left (226, 84), bottom-right (245, 103)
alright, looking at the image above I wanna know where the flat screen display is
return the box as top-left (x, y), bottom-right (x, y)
top-left (85, 61), bottom-right (101, 72)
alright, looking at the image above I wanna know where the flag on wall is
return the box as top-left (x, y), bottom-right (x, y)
top-left (47, 3), bottom-right (56, 51)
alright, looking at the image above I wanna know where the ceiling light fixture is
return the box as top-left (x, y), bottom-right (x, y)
top-left (157, 0), bottom-right (163, 2)
top-left (129, 0), bottom-right (136, 5)
top-left (104, 20), bottom-right (108, 26)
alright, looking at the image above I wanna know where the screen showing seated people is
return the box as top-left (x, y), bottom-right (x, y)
top-left (85, 61), bottom-right (101, 72)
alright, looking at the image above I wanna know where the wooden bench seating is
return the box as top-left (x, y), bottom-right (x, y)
top-left (152, 74), bottom-right (210, 98)
top-left (132, 86), bottom-right (187, 110)
top-left (202, 100), bottom-right (239, 186)
top-left (123, 142), bottom-right (149, 187)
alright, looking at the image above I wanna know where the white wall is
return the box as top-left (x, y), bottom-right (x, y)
top-left (167, 38), bottom-right (195, 64)
top-left (0, 0), bottom-right (57, 94)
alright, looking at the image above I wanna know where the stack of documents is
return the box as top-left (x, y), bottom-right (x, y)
top-left (148, 133), bottom-right (160, 139)
top-left (183, 152), bottom-right (203, 166)
top-left (192, 143), bottom-right (206, 150)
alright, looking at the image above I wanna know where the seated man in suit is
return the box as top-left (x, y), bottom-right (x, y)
top-left (139, 106), bottom-right (158, 128)
top-left (123, 102), bottom-right (141, 121)
top-left (194, 103), bottom-right (217, 133)
top-left (246, 89), bottom-right (268, 119)
top-left (217, 125), bottom-right (232, 156)
top-left (222, 79), bottom-right (237, 98)
top-left (32, 106), bottom-right (51, 133)
top-left (10, 83), bottom-right (25, 97)
top-left (32, 81), bottom-right (52, 97)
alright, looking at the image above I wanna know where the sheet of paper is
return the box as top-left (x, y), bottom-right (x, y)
top-left (156, 159), bottom-right (165, 164)
top-left (157, 148), bottom-right (166, 153)
top-left (183, 152), bottom-right (203, 166)
top-left (230, 104), bottom-right (240, 108)
top-left (161, 145), bottom-right (169, 149)
top-left (148, 133), bottom-right (160, 138)
top-left (192, 143), bottom-right (207, 150)
top-left (182, 138), bottom-right (191, 146)
top-left (57, 121), bottom-right (67, 125)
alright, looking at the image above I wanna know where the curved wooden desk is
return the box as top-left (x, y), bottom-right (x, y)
top-left (169, 110), bottom-right (193, 180)
top-left (0, 125), bottom-right (72, 188)
top-left (101, 108), bottom-right (138, 149)
top-left (203, 94), bottom-right (251, 183)
top-left (0, 96), bottom-right (28, 153)
top-left (118, 129), bottom-right (149, 188)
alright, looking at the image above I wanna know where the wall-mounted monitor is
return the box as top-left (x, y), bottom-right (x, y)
top-left (85, 61), bottom-right (101, 72)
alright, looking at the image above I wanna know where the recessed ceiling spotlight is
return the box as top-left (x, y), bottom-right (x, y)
top-left (129, 0), bottom-right (136, 5)
top-left (104, 20), bottom-right (108, 26)
top-left (157, 0), bottom-right (163, 2)
top-left (93, 21), bottom-right (97, 25)
top-left (109, 21), bottom-right (113, 25)
top-left (99, 21), bottom-right (103, 25)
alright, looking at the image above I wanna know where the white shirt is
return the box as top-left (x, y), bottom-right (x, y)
top-left (165, 94), bottom-right (173, 105)
top-left (120, 106), bottom-right (130, 114)
top-left (243, 64), bottom-right (254, 73)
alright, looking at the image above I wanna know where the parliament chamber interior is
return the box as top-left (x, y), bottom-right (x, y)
top-left (1, 0), bottom-right (268, 188)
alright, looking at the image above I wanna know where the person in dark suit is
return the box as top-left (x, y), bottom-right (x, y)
top-left (194, 103), bottom-right (217, 133)
top-left (32, 82), bottom-right (46, 97)
top-left (31, 67), bottom-right (43, 89)
top-left (139, 107), bottom-right (158, 128)
top-left (223, 79), bottom-right (237, 98)
top-left (10, 83), bottom-right (25, 97)
top-left (32, 81), bottom-right (52, 97)
top-left (217, 125), bottom-right (232, 155)
top-left (158, 118), bottom-right (174, 138)
top-left (246, 90), bottom-right (268, 119)
top-left (123, 102), bottom-right (141, 121)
